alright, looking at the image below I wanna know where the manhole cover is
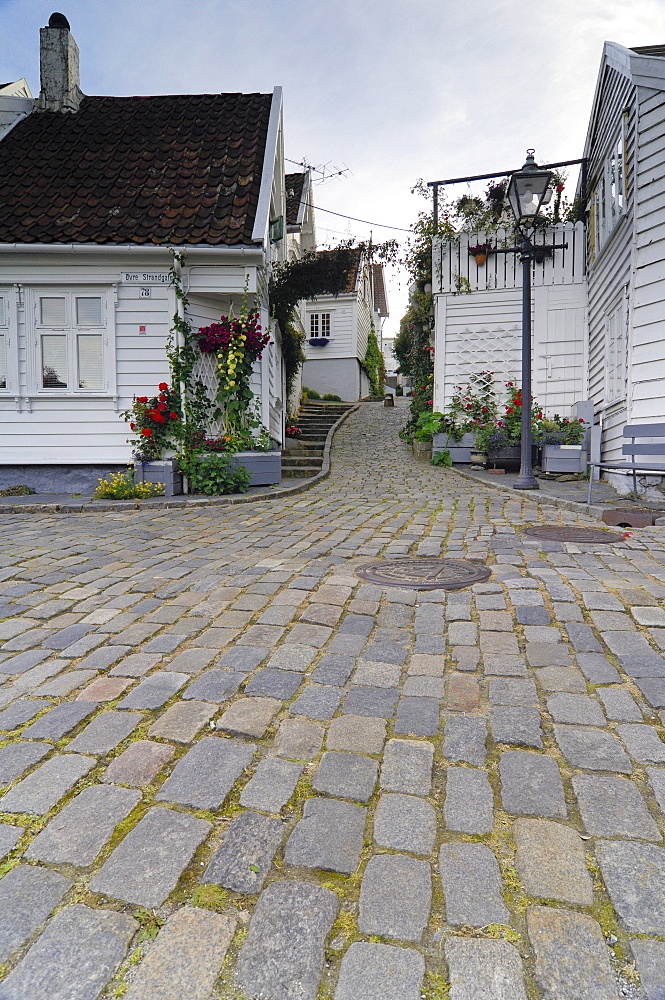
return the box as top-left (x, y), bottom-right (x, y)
top-left (356, 558), bottom-right (491, 590)
top-left (523, 525), bottom-right (624, 544)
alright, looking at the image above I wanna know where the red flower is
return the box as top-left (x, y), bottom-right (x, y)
top-left (130, 423), bottom-right (135, 430)
top-left (141, 428), bottom-right (152, 437)
top-left (153, 413), bottom-right (166, 424)
top-left (158, 382), bottom-right (169, 391)
top-left (506, 407), bottom-right (513, 415)
top-left (427, 400), bottom-right (433, 405)
top-left (557, 183), bottom-right (565, 193)
top-left (137, 396), bottom-right (149, 404)
top-left (579, 418), bottom-right (585, 423)
top-left (157, 402), bottom-right (167, 411)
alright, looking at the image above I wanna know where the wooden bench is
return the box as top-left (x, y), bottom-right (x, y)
top-left (588, 422), bottom-right (665, 503)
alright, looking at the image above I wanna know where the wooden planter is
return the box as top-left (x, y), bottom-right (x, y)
top-left (487, 445), bottom-right (537, 472)
top-left (229, 450), bottom-right (282, 485)
top-left (433, 431), bottom-right (476, 464)
top-left (134, 458), bottom-right (182, 497)
top-left (542, 445), bottom-right (587, 474)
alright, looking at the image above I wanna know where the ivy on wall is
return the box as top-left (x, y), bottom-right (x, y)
top-left (361, 328), bottom-right (386, 396)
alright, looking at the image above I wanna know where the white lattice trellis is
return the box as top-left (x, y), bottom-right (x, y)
top-left (191, 352), bottom-right (224, 436)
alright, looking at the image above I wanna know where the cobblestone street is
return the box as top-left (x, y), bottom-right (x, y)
top-left (2, 399), bottom-right (665, 999)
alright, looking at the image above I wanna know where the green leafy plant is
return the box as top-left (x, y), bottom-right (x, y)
top-left (303, 387), bottom-right (321, 399)
top-left (178, 453), bottom-right (250, 495)
top-left (538, 414), bottom-right (587, 445)
top-left (93, 471), bottom-right (165, 500)
top-left (414, 410), bottom-right (446, 442)
top-left (120, 382), bottom-right (181, 461)
top-left (360, 329), bottom-right (386, 396)
top-left (431, 449), bottom-right (453, 467)
top-left (0, 484), bottom-right (35, 496)
top-left (322, 393), bottom-right (342, 401)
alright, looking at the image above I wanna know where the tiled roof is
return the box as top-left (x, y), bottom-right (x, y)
top-left (371, 263), bottom-right (389, 316)
top-left (631, 45), bottom-right (665, 57)
top-left (286, 172), bottom-right (306, 226)
top-left (0, 92), bottom-right (273, 246)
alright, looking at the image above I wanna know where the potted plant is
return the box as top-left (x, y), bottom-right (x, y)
top-left (413, 410), bottom-right (445, 460)
top-left (485, 381), bottom-right (542, 471)
top-left (539, 415), bottom-right (588, 473)
top-left (468, 243), bottom-right (492, 266)
top-left (432, 372), bottom-right (497, 463)
top-left (195, 310), bottom-right (281, 485)
top-left (122, 382), bottom-right (183, 496)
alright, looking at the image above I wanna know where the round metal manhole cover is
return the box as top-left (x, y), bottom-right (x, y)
top-left (523, 525), bottom-right (624, 544)
top-left (356, 558), bottom-right (491, 591)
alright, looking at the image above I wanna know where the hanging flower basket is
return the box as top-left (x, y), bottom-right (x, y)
top-left (308, 337), bottom-right (330, 347)
top-left (468, 244), bottom-right (492, 266)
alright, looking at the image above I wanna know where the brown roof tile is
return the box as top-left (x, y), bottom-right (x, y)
top-left (0, 92), bottom-right (273, 246)
top-left (286, 172), bottom-right (306, 226)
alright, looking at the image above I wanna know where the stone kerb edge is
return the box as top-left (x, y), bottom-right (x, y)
top-left (0, 405), bottom-right (360, 517)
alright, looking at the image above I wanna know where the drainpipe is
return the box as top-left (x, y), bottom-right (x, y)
top-left (173, 255), bottom-right (188, 494)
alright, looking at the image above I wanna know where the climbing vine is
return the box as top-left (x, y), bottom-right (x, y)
top-left (269, 241), bottom-right (397, 404)
top-left (361, 327), bottom-right (386, 396)
top-left (166, 251), bottom-right (215, 452)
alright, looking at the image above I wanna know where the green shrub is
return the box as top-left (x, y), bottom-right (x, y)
top-left (322, 393), bottom-right (342, 402)
top-left (0, 484), bottom-right (35, 497)
top-left (179, 453), bottom-right (250, 495)
top-left (431, 450), bottom-right (453, 467)
top-left (94, 471), bottom-right (165, 500)
top-left (395, 385), bottom-right (403, 396)
top-left (303, 387), bottom-right (321, 400)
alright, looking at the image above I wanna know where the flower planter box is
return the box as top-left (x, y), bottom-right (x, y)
top-left (487, 445), bottom-right (538, 472)
top-left (433, 432), bottom-right (476, 464)
top-left (134, 458), bottom-right (182, 497)
top-left (542, 445), bottom-right (587, 474)
top-left (229, 450), bottom-right (281, 486)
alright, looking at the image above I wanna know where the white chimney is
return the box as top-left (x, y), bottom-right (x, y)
top-left (38, 12), bottom-right (83, 112)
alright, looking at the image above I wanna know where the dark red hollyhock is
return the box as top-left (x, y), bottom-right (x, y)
top-left (158, 382), bottom-right (169, 391)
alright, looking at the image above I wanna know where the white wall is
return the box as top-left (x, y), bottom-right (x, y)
top-left (0, 253), bottom-right (277, 463)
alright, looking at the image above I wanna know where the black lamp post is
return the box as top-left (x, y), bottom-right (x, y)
top-left (506, 150), bottom-right (553, 490)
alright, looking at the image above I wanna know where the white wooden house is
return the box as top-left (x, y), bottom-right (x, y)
top-left (432, 223), bottom-right (587, 416)
top-left (0, 14), bottom-right (287, 492)
top-left (580, 43), bottom-right (665, 486)
top-left (302, 249), bottom-right (388, 400)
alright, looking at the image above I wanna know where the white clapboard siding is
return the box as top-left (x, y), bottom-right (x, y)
top-left (433, 227), bottom-right (586, 418)
top-left (585, 63), bottom-right (636, 462)
top-left (0, 256), bottom-right (282, 464)
top-left (304, 297), bottom-right (355, 360)
top-left (631, 87), bottom-right (665, 428)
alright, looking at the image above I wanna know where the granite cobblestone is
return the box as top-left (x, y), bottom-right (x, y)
top-left (2, 401), bottom-right (665, 998)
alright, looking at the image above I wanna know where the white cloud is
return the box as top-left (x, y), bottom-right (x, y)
top-left (3, 0), bottom-right (665, 332)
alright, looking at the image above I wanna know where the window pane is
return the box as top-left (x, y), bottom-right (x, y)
top-left (76, 296), bottom-right (102, 326)
top-left (40, 297), bottom-right (66, 326)
top-left (0, 334), bottom-right (6, 389)
top-left (321, 313), bottom-right (330, 337)
top-left (0, 297), bottom-right (5, 326)
top-left (42, 335), bottom-right (68, 388)
top-left (310, 314), bottom-right (319, 336)
top-left (77, 335), bottom-right (103, 389)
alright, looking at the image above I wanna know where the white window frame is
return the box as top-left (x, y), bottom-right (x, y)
top-left (29, 288), bottom-right (114, 396)
top-left (591, 118), bottom-right (626, 258)
top-left (605, 299), bottom-right (627, 404)
top-left (310, 311), bottom-right (331, 339)
top-left (0, 288), bottom-right (18, 395)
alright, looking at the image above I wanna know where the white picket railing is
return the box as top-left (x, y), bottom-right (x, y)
top-left (432, 222), bottom-right (585, 294)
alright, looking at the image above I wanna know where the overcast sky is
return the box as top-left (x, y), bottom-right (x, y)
top-left (3, 0), bottom-right (665, 337)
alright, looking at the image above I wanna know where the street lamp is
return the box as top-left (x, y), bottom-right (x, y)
top-left (506, 150), bottom-right (553, 490)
